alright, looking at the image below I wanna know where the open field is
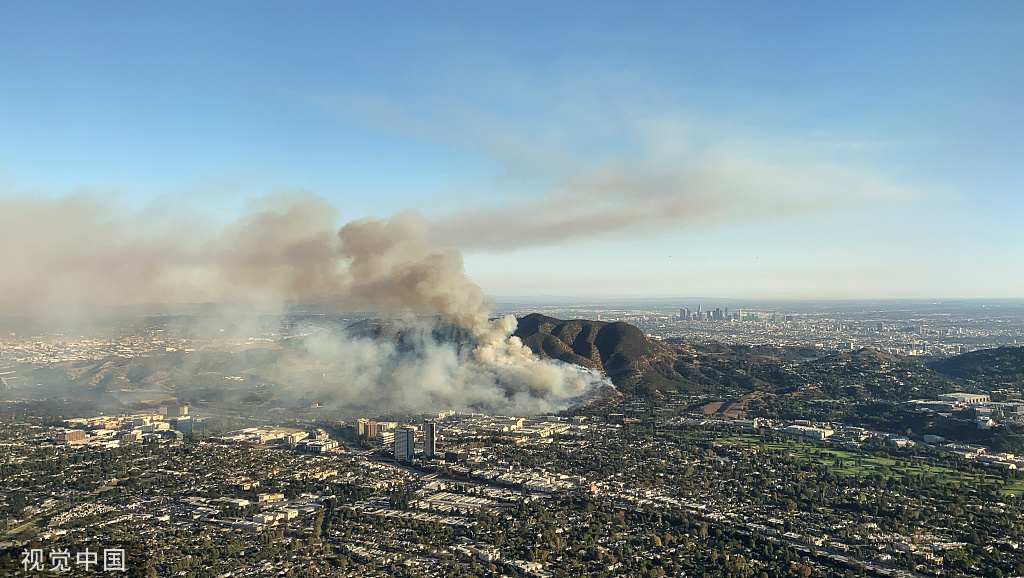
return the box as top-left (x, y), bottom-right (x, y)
top-left (656, 428), bottom-right (1024, 493)
top-left (2, 516), bottom-right (40, 540)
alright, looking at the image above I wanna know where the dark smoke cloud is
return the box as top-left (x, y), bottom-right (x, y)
top-left (336, 212), bottom-right (493, 334)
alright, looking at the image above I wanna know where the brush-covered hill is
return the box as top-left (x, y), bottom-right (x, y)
top-left (513, 313), bottom-right (794, 395)
top-left (794, 347), bottom-right (955, 402)
top-left (929, 346), bottom-right (1024, 388)
top-left (513, 314), bottom-right (970, 402)
top-left (344, 317), bottom-right (474, 352)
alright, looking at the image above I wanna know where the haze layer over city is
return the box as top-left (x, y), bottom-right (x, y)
top-left (2, 2), bottom-right (1023, 578)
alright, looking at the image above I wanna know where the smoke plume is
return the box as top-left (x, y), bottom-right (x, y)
top-left (295, 317), bottom-right (603, 415)
top-left (429, 158), bottom-right (921, 251)
top-left (0, 191), bottom-right (610, 413)
top-left (310, 91), bottom-right (923, 252)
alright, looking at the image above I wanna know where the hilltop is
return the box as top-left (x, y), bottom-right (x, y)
top-left (513, 314), bottom-right (970, 404)
top-left (791, 347), bottom-right (954, 402)
top-left (513, 313), bottom-right (797, 396)
top-left (929, 346), bottom-right (1024, 388)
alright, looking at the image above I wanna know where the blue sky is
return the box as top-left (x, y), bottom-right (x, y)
top-left (1, 1), bottom-right (1021, 299)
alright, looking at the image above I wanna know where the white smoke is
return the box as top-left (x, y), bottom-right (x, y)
top-left (296, 317), bottom-right (606, 414)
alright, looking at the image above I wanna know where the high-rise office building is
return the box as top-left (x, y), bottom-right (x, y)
top-left (423, 421), bottom-right (437, 458)
top-left (171, 417), bottom-right (194, 435)
top-left (394, 426), bottom-right (415, 462)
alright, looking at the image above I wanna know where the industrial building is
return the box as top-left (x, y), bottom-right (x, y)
top-left (938, 393), bottom-right (991, 405)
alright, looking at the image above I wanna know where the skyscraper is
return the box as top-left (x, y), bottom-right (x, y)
top-left (394, 426), bottom-right (415, 462)
top-left (423, 421), bottom-right (437, 458)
